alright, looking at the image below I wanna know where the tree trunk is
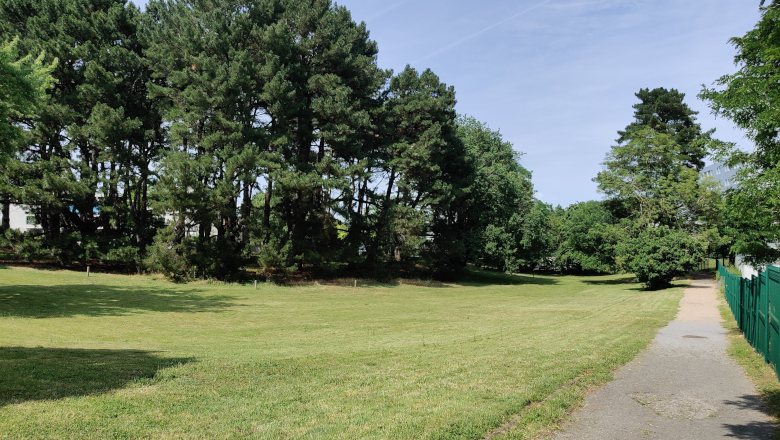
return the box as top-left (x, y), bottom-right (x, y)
top-left (367, 168), bottom-right (396, 263)
top-left (241, 181), bottom-right (251, 245)
top-left (263, 178), bottom-right (273, 244)
top-left (357, 178), bottom-right (366, 218)
top-left (1, 202), bottom-right (9, 231)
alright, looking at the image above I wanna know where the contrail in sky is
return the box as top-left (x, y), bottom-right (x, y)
top-left (413, 0), bottom-right (556, 64)
top-left (365, 0), bottom-right (415, 22)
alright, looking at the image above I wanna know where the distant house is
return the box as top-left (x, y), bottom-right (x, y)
top-left (1, 204), bottom-right (40, 232)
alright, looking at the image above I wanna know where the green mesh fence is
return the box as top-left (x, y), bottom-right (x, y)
top-left (719, 262), bottom-right (780, 378)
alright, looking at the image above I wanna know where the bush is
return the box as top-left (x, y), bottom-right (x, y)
top-left (144, 227), bottom-right (197, 282)
top-left (257, 238), bottom-right (297, 284)
top-left (3, 229), bottom-right (49, 262)
top-left (103, 245), bottom-right (141, 272)
top-left (617, 226), bottom-right (706, 289)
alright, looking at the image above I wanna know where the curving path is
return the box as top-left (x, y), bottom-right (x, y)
top-left (551, 277), bottom-right (775, 439)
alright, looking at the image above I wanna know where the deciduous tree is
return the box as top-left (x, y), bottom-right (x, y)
top-left (699, 0), bottom-right (780, 266)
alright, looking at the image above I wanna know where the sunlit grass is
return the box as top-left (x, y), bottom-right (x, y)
top-left (0, 267), bottom-right (685, 439)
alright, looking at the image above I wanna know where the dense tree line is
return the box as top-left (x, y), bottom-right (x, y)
top-left (551, 88), bottom-right (720, 288)
top-left (5, 1), bottom-right (778, 286)
top-left (0, 0), bottom-right (546, 281)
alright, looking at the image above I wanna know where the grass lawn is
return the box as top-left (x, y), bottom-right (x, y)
top-left (0, 266), bottom-right (685, 439)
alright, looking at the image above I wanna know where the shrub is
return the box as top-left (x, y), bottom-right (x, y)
top-left (617, 226), bottom-right (706, 289)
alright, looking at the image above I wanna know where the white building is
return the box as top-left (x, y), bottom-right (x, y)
top-left (1, 204), bottom-right (40, 232)
top-left (700, 161), bottom-right (742, 189)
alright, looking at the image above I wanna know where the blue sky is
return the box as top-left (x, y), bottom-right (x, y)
top-left (132, 0), bottom-right (762, 207)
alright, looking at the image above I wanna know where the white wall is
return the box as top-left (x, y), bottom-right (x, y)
top-left (4, 204), bottom-right (40, 232)
top-left (736, 254), bottom-right (779, 279)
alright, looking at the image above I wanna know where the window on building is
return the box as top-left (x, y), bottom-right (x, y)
top-left (26, 215), bottom-right (36, 225)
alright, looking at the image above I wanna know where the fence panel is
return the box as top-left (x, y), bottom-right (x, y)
top-left (769, 266), bottom-right (780, 377)
top-left (719, 262), bottom-right (780, 380)
top-left (758, 272), bottom-right (769, 363)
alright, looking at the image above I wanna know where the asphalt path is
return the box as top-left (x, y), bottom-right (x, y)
top-left (550, 277), bottom-right (775, 440)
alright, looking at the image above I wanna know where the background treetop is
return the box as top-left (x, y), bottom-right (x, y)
top-left (616, 87), bottom-right (710, 170)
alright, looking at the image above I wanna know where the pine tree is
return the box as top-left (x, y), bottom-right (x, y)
top-left (0, 0), bottom-right (163, 266)
top-left (617, 87), bottom-right (710, 170)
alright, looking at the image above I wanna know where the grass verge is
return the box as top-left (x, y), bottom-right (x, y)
top-left (716, 285), bottom-right (780, 439)
top-left (0, 267), bottom-right (685, 439)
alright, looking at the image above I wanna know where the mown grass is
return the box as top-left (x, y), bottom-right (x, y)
top-left (0, 267), bottom-right (685, 439)
top-left (717, 285), bottom-right (780, 439)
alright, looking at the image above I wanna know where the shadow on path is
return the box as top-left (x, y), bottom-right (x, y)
top-left (0, 284), bottom-right (237, 318)
top-left (722, 420), bottom-right (776, 439)
top-left (0, 346), bottom-right (191, 406)
top-left (723, 394), bottom-right (766, 412)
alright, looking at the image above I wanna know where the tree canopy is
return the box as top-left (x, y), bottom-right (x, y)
top-left (555, 201), bottom-right (615, 273)
top-left (699, 0), bottom-right (780, 267)
top-left (0, 0), bottom-right (545, 281)
top-left (593, 89), bottom-right (719, 287)
top-left (0, 37), bottom-right (55, 164)
top-left (617, 88), bottom-right (710, 170)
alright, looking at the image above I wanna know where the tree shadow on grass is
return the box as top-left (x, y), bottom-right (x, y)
top-left (0, 284), bottom-right (238, 318)
top-left (453, 269), bottom-right (559, 286)
top-left (290, 269), bottom-right (561, 288)
top-left (579, 276), bottom-right (637, 286)
top-left (0, 346), bottom-right (192, 407)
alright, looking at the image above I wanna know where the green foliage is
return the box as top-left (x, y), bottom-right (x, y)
top-left (699, 1), bottom-right (780, 267)
top-left (616, 87), bottom-right (710, 170)
top-left (0, 37), bottom-right (55, 163)
top-left (616, 225), bottom-right (706, 289)
top-left (2, 229), bottom-right (48, 262)
top-left (144, 227), bottom-right (197, 282)
top-left (141, 0), bottom-right (273, 278)
top-left (0, 0), bottom-right (550, 280)
top-left (556, 201), bottom-right (616, 273)
top-left (257, 236), bottom-right (297, 284)
top-left (369, 65), bottom-right (465, 278)
top-left (593, 88), bottom-right (722, 284)
top-left (455, 116), bottom-right (546, 273)
top-left (0, 0), bottom-right (163, 264)
top-left (519, 200), bottom-right (555, 269)
top-left (102, 244), bottom-right (141, 271)
top-left (595, 127), bottom-right (717, 231)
